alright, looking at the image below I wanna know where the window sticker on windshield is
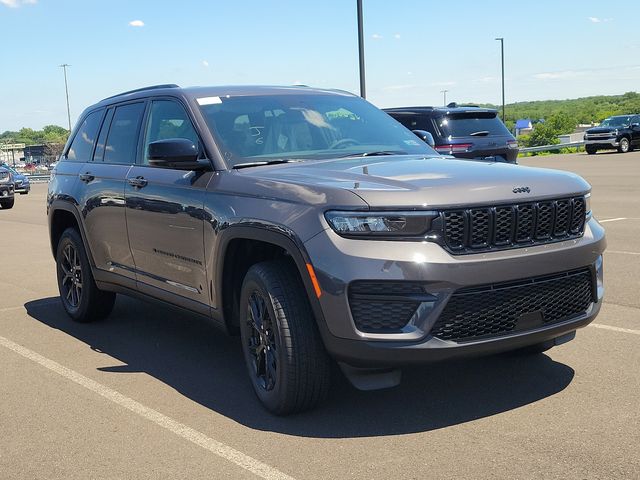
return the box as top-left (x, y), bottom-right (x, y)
top-left (197, 96), bottom-right (222, 106)
top-left (404, 139), bottom-right (420, 146)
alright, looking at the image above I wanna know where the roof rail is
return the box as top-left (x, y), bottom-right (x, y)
top-left (101, 84), bottom-right (180, 102)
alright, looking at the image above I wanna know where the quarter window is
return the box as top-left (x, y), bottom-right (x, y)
top-left (66, 109), bottom-right (103, 162)
top-left (103, 103), bottom-right (145, 165)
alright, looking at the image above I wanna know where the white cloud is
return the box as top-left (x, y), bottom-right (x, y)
top-left (371, 33), bottom-right (383, 40)
top-left (588, 16), bottom-right (612, 23)
top-left (1, 0), bottom-right (37, 8)
top-left (128, 20), bottom-right (145, 27)
top-left (534, 70), bottom-right (582, 80)
top-left (394, 33), bottom-right (401, 39)
top-left (202, 60), bottom-right (209, 67)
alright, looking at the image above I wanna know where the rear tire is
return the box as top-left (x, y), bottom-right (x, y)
top-left (585, 146), bottom-right (597, 155)
top-left (56, 228), bottom-right (116, 323)
top-left (618, 137), bottom-right (630, 153)
top-left (0, 198), bottom-right (14, 209)
top-left (239, 260), bottom-right (330, 415)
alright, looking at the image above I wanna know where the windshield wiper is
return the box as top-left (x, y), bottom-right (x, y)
top-left (232, 159), bottom-right (303, 169)
top-left (339, 150), bottom-right (407, 158)
top-left (469, 130), bottom-right (490, 136)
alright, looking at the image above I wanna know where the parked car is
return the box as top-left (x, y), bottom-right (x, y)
top-left (583, 115), bottom-right (640, 154)
top-left (48, 84), bottom-right (605, 414)
top-left (1, 164), bottom-right (30, 194)
top-left (384, 103), bottom-right (519, 163)
top-left (0, 166), bottom-right (15, 209)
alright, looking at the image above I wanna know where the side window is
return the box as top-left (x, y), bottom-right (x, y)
top-left (92, 109), bottom-right (115, 162)
top-left (66, 109), bottom-right (103, 162)
top-left (103, 102), bottom-right (145, 165)
top-left (143, 100), bottom-right (199, 164)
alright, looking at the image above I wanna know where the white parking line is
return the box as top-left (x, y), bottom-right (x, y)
top-left (606, 250), bottom-right (640, 256)
top-left (589, 324), bottom-right (640, 336)
top-left (0, 335), bottom-right (295, 480)
top-left (599, 218), bottom-right (627, 223)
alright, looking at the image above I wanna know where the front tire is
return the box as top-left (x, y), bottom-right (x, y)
top-left (56, 228), bottom-right (116, 322)
top-left (618, 137), bottom-right (630, 153)
top-left (239, 260), bottom-right (330, 415)
top-left (0, 198), bottom-right (14, 209)
top-left (585, 146), bottom-right (597, 155)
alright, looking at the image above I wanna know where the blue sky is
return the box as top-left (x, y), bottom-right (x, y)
top-left (1, 0), bottom-right (639, 131)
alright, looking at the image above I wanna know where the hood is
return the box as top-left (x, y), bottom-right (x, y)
top-left (245, 155), bottom-right (590, 208)
top-left (586, 127), bottom-right (619, 134)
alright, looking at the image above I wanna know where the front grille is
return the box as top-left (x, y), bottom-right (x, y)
top-left (430, 268), bottom-right (594, 342)
top-left (349, 282), bottom-right (424, 333)
top-left (442, 196), bottom-right (586, 254)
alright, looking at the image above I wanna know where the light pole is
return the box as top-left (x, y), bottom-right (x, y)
top-left (59, 64), bottom-right (72, 132)
top-left (356, 0), bottom-right (366, 98)
top-left (440, 89), bottom-right (449, 106)
top-left (495, 38), bottom-right (505, 121)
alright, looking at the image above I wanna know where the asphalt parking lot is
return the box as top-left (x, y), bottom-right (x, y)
top-left (1, 151), bottom-right (638, 479)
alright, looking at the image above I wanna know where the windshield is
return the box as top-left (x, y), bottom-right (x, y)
top-left (198, 93), bottom-right (437, 167)
top-left (435, 112), bottom-right (512, 137)
top-left (600, 116), bottom-right (632, 128)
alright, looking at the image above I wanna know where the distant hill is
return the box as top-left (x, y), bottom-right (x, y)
top-left (480, 91), bottom-right (640, 130)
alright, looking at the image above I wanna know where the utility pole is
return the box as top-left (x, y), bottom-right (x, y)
top-left (495, 38), bottom-right (505, 121)
top-left (440, 89), bottom-right (449, 106)
top-left (356, 0), bottom-right (366, 98)
top-left (59, 64), bottom-right (72, 132)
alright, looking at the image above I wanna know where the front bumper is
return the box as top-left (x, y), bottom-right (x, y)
top-left (14, 181), bottom-right (30, 194)
top-left (584, 138), bottom-right (619, 148)
top-left (305, 218), bottom-right (606, 366)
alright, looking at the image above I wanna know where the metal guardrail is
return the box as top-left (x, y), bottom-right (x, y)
top-left (25, 174), bottom-right (51, 183)
top-left (520, 141), bottom-right (585, 153)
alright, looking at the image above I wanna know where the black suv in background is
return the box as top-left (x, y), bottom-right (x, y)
top-left (385, 104), bottom-right (519, 163)
top-left (0, 166), bottom-right (15, 209)
top-left (583, 114), bottom-right (640, 154)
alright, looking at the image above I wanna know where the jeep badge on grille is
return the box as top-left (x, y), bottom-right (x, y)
top-left (513, 186), bottom-right (531, 193)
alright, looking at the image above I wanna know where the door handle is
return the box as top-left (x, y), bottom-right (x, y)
top-left (79, 172), bottom-right (95, 183)
top-left (127, 176), bottom-right (148, 188)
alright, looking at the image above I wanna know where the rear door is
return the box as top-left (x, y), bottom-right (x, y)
top-left (631, 115), bottom-right (640, 147)
top-left (76, 101), bottom-right (146, 281)
top-left (125, 98), bottom-right (212, 312)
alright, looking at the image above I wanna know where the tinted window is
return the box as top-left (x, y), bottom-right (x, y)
top-left (92, 109), bottom-right (115, 161)
top-left (66, 109), bottom-right (103, 161)
top-left (143, 100), bottom-right (199, 164)
top-left (103, 103), bottom-right (145, 164)
top-left (198, 94), bottom-right (437, 166)
top-left (599, 116), bottom-right (632, 128)
top-left (435, 112), bottom-right (511, 137)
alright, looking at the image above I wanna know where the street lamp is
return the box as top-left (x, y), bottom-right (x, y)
top-left (495, 38), bottom-right (505, 122)
top-left (59, 64), bottom-right (72, 132)
top-left (440, 89), bottom-right (449, 106)
top-left (356, 0), bottom-right (366, 98)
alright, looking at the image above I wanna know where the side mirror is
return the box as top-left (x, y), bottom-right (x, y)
top-left (147, 138), bottom-right (205, 170)
top-left (412, 129), bottom-right (435, 147)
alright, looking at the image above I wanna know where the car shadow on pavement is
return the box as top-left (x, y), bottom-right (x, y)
top-left (25, 295), bottom-right (575, 438)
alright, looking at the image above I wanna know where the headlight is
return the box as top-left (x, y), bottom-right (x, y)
top-left (613, 129), bottom-right (618, 136)
top-left (325, 211), bottom-right (438, 238)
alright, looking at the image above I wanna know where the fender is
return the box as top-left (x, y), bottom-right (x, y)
top-left (215, 223), bottom-right (329, 336)
top-left (48, 198), bottom-right (97, 268)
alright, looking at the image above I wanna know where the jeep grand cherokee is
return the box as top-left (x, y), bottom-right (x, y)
top-left (47, 85), bottom-right (606, 414)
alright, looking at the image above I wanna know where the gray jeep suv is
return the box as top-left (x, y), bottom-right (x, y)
top-left (47, 85), bottom-right (606, 414)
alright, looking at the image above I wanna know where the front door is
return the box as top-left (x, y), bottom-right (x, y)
top-left (125, 98), bottom-right (213, 310)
